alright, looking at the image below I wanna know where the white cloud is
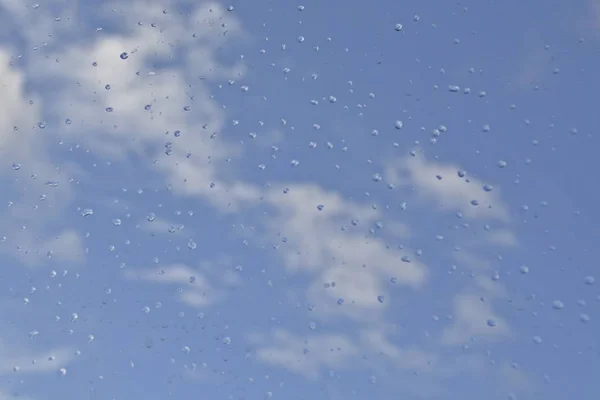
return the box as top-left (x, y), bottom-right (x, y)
top-left (123, 264), bottom-right (224, 308)
top-left (262, 184), bottom-right (427, 321)
top-left (254, 329), bottom-right (359, 379)
top-left (0, 342), bottom-right (75, 376)
top-left (441, 294), bottom-right (511, 346)
top-left (387, 154), bottom-right (510, 221)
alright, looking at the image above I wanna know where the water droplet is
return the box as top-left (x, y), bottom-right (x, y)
top-left (112, 218), bottom-right (122, 226)
top-left (147, 213), bottom-right (155, 222)
top-left (58, 368), bottom-right (67, 376)
top-left (394, 120), bottom-right (403, 129)
top-left (497, 160), bottom-right (507, 168)
top-left (81, 209), bottom-right (93, 217)
top-left (37, 122), bottom-right (46, 129)
top-left (520, 265), bottom-right (529, 274)
top-left (394, 23), bottom-right (403, 31)
top-left (532, 336), bottom-right (543, 344)
top-left (487, 319), bottom-right (497, 327)
top-left (188, 239), bottom-right (197, 250)
top-left (552, 300), bottom-right (564, 310)
top-left (222, 336), bottom-right (232, 345)
top-left (12, 163), bottom-right (21, 170)
top-left (120, 52), bottom-right (129, 60)
top-left (45, 181), bottom-right (59, 187)
top-left (584, 276), bottom-right (595, 285)
top-left (377, 295), bottom-right (385, 303)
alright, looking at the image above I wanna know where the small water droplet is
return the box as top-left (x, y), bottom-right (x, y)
top-left (552, 300), bottom-right (564, 310)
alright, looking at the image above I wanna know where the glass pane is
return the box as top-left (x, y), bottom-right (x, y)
top-left (0, 1), bottom-right (597, 399)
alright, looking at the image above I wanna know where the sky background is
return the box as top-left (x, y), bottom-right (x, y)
top-left (0, 0), bottom-right (599, 399)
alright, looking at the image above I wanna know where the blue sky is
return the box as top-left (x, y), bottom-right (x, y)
top-left (0, 0), bottom-right (599, 399)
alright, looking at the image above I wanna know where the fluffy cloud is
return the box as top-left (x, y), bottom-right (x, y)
top-left (386, 154), bottom-right (510, 221)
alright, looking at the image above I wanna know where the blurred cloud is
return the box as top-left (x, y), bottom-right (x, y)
top-left (441, 294), bottom-right (512, 346)
top-left (123, 264), bottom-right (224, 308)
top-left (387, 154), bottom-right (510, 222)
top-left (254, 329), bottom-right (359, 379)
top-left (262, 183), bottom-right (427, 321)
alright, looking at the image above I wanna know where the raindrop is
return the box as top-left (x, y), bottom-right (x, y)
top-left (552, 300), bottom-right (564, 310)
top-left (120, 52), bottom-right (129, 59)
top-left (580, 313), bottom-right (590, 322)
top-left (394, 23), bottom-right (403, 31)
top-left (520, 265), bottom-right (529, 274)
